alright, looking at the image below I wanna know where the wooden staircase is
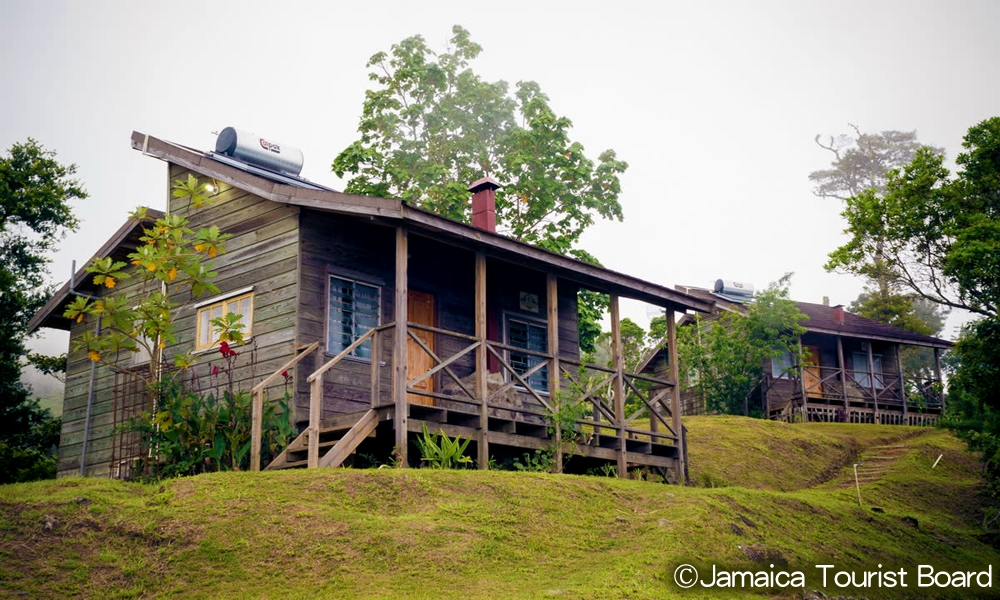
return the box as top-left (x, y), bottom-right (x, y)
top-left (266, 409), bottom-right (379, 470)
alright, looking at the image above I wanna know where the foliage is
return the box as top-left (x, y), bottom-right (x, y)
top-left (0, 398), bottom-right (60, 483)
top-left (849, 290), bottom-right (947, 398)
top-left (64, 177), bottom-right (231, 384)
top-left (129, 385), bottom-right (294, 479)
top-left (0, 139), bottom-right (84, 483)
top-left (415, 423), bottom-right (473, 469)
top-left (595, 317), bottom-right (648, 372)
top-left (810, 125), bottom-right (937, 200)
top-left (25, 352), bottom-right (67, 380)
top-left (826, 117), bottom-right (1000, 318)
top-left (812, 125), bottom-right (944, 327)
top-left (333, 25), bottom-right (626, 350)
top-left (677, 277), bottom-right (807, 417)
top-left (333, 25), bottom-right (626, 251)
top-left (122, 349), bottom-right (295, 479)
top-left (510, 447), bottom-right (556, 472)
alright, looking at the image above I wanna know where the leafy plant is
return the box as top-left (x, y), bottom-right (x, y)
top-left (0, 138), bottom-right (84, 483)
top-left (64, 177), bottom-right (229, 385)
top-left (121, 380), bottom-right (294, 479)
top-left (677, 276), bottom-right (808, 417)
top-left (415, 423), bottom-right (473, 469)
top-left (506, 448), bottom-right (553, 472)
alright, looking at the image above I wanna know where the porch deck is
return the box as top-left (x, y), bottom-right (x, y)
top-left (768, 363), bottom-right (943, 426)
top-left (253, 317), bottom-right (687, 480)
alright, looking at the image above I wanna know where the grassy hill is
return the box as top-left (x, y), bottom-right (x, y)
top-left (1, 416), bottom-right (996, 599)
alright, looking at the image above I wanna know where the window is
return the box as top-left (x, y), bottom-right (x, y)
top-left (506, 315), bottom-right (548, 393)
top-left (851, 352), bottom-right (885, 389)
top-left (771, 352), bottom-right (794, 379)
top-left (327, 276), bottom-right (380, 360)
top-left (133, 334), bottom-right (152, 365)
top-left (195, 291), bottom-right (253, 351)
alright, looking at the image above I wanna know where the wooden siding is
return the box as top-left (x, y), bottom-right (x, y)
top-left (295, 209), bottom-right (581, 425)
top-left (57, 163), bottom-right (301, 477)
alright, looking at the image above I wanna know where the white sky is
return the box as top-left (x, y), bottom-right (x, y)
top-left (3, 0), bottom-right (998, 358)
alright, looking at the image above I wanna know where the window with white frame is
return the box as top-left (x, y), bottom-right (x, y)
top-left (851, 352), bottom-right (885, 389)
top-left (771, 351), bottom-right (793, 379)
top-left (505, 314), bottom-right (548, 393)
top-left (195, 291), bottom-right (253, 351)
top-left (327, 276), bottom-right (380, 360)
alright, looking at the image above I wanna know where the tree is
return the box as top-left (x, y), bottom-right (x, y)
top-left (848, 291), bottom-right (947, 400)
top-left (332, 26), bottom-right (627, 349)
top-left (812, 126), bottom-right (945, 332)
top-left (0, 139), bottom-right (86, 482)
top-left (826, 117), bottom-right (1000, 318)
top-left (65, 176), bottom-right (233, 385)
top-left (676, 278), bottom-right (807, 417)
top-left (595, 317), bottom-right (648, 372)
top-left (829, 118), bottom-right (1000, 527)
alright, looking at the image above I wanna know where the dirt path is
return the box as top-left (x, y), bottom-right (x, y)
top-left (830, 428), bottom-right (935, 489)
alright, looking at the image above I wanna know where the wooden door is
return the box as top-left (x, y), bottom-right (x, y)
top-left (803, 346), bottom-right (823, 398)
top-left (407, 290), bottom-right (435, 405)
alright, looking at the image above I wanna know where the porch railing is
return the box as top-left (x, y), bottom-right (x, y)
top-left (794, 365), bottom-right (941, 407)
top-left (252, 320), bottom-right (683, 474)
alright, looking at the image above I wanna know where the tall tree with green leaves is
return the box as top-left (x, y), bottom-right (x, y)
top-left (828, 117), bottom-right (1000, 525)
top-left (826, 118), bottom-right (999, 319)
top-left (677, 278), bottom-right (807, 417)
top-left (332, 26), bottom-right (627, 352)
top-left (0, 139), bottom-right (86, 482)
top-left (812, 125), bottom-right (945, 333)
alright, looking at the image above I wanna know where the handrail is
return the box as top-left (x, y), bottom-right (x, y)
top-left (486, 339), bottom-right (554, 361)
top-left (407, 321), bottom-right (480, 343)
top-left (250, 341), bottom-right (322, 472)
top-left (251, 342), bottom-right (321, 394)
top-left (307, 327), bottom-right (380, 383)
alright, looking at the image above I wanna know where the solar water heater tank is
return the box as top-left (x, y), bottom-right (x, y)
top-left (214, 127), bottom-right (304, 176)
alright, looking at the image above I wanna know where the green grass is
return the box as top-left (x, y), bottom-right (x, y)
top-left (1, 416), bottom-right (997, 599)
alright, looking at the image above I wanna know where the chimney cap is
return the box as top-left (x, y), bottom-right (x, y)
top-left (468, 176), bottom-right (501, 194)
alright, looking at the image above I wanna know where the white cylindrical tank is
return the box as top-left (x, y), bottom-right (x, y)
top-left (714, 279), bottom-right (755, 298)
top-left (215, 127), bottom-right (304, 176)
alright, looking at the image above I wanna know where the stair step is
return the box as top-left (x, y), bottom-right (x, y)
top-left (287, 435), bottom-right (345, 453)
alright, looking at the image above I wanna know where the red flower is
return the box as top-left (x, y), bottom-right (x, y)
top-left (219, 341), bottom-right (237, 358)
top-left (212, 365), bottom-right (219, 376)
top-left (282, 369), bottom-right (291, 382)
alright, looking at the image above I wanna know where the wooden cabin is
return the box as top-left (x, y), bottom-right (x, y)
top-left (672, 282), bottom-right (952, 425)
top-left (29, 130), bottom-right (712, 481)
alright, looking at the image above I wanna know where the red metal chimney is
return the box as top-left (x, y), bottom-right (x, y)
top-left (469, 176), bottom-right (500, 232)
top-left (832, 304), bottom-right (845, 324)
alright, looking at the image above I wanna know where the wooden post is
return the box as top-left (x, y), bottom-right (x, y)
top-left (546, 274), bottom-right (562, 473)
top-left (667, 309), bottom-right (685, 482)
top-left (934, 347), bottom-right (943, 412)
top-left (308, 377), bottom-right (322, 468)
top-left (797, 335), bottom-right (807, 422)
top-left (370, 332), bottom-right (380, 408)
top-left (475, 251), bottom-right (489, 470)
top-left (394, 227), bottom-right (409, 467)
top-left (897, 343), bottom-right (908, 424)
top-left (836, 336), bottom-right (849, 419)
top-left (867, 341), bottom-right (878, 424)
top-left (610, 295), bottom-right (627, 478)
top-left (250, 390), bottom-right (264, 471)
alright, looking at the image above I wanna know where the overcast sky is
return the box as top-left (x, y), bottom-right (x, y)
top-left (3, 0), bottom-right (998, 358)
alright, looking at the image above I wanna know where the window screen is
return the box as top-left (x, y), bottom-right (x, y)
top-left (328, 276), bottom-right (380, 359)
top-left (507, 317), bottom-right (548, 392)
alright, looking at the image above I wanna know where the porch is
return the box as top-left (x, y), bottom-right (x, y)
top-left (250, 223), bottom-right (698, 480)
top-left (766, 332), bottom-right (945, 426)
